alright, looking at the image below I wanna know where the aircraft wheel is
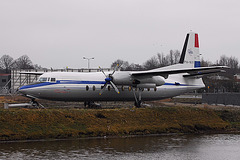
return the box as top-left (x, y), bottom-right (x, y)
top-left (134, 101), bottom-right (141, 108)
top-left (30, 99), bottom-right (39, 107)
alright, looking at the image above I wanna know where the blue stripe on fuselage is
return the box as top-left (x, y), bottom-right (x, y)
top-left (19, 80), bottom-right (106, 90)
top-left (19, 82), bottom-right (55, 90)
top-left (164, 83), bottom-right (188, 86)
top-left (19, 80), bottom-right (193, 90)
top-left (58, 80), bottom-right (106, 84)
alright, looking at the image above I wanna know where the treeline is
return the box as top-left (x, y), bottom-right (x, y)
top-left (1, 52), bottom-right (240, 76)
top-left (1, 51), bottom-right (240, 92)
top-left (0, 54), bottom-right (42, 73)
top-left (111, 51), bottom-right (240, 74)
top-left (111, 50), bottom-right (181, 71)
top-left (202, 55), bottom-right (240, 93)
top-left (111, 51), bottom-right (240, 92)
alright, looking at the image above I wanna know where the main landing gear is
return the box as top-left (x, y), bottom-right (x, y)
top-left (133, 88), bottom-right (143, 108)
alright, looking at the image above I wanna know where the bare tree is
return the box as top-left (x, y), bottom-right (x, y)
top-left (0, 55), bottom-right (14, 72)
top-left (173, 50), bottom-right (180, 64)
top-left (200, 58), bottom-right (212, 67)
top-left (125, 63), bottom-right (144, 71)
top-left (217, 55), bottom-right (239, 74)
top-left (228, 56), bottom-right (238, 70)
top-left (169, 50), bottom-right (174, 65)
top-left (143, 56), bottom-right (159, 69)
top-left (14, 55), bottom-right (34, 69)
top-left (157, 53), bottom-right (170, 67)
top-left (111, 59), bottom-right (130, 71)
top-left (218, 55), bottom-right (228, 66)
top-left (33, 64), bottom-right (44, 70)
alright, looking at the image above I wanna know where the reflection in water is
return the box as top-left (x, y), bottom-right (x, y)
top-left (0, 134), bottom-right (240, 160)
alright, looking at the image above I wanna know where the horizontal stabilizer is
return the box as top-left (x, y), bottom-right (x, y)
top-left (183, 69), bottom-right (226, 78)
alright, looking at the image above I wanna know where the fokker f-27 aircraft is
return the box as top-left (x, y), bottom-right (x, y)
top-left (18, 32), bottom-right (228, 107)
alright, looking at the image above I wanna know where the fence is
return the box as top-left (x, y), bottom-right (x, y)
top-left (1, 68), bottom-right (111, 94)
top-left (202, 93), bottom-right (240, 106)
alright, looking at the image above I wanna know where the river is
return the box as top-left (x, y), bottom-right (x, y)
top-left (0, 134), bottom-right (240, 160)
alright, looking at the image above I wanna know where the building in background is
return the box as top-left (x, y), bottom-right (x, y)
top-left (0, 72), bottom-right (11, 94)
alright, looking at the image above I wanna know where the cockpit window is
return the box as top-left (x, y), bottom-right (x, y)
top-left (38, 77), bottom-right (56, 82)
top-left (39, 77), bottom-right (48, 82)
top-left (51, 78), bottom-right (56, 82)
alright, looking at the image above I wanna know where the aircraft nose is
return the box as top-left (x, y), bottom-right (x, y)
top-left (18, 86), bottom-right (27, 95)
top-left (17, 88), bottom-right (23, 94)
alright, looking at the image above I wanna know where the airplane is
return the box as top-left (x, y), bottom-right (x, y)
top-left (18, 32), bottom-right (228, 107)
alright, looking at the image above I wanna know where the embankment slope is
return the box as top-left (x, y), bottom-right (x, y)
top-left (0, 106), bottom-right (237, 141)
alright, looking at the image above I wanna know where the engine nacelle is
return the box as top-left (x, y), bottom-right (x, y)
top-left (151, 76), bottom-right (165, 86)
top-left (112, 71), bottom-right (133, 85)
top-left (135, 76), bottom-right (165, 86)
top-left (112, 72), bottom-right (165, 87)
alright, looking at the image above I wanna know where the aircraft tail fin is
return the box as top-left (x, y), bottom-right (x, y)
top-left (179, 32), bottom-right (201, 68)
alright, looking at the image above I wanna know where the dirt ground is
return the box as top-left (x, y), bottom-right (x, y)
top-left (1, 95), bottom-right (239, 110)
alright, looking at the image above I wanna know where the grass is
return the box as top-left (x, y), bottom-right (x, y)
top-left (0, 106), bottom-right (231, 141)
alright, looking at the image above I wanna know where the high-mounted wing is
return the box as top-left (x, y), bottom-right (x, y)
top-left (131, 66), bottom-right (229, 77)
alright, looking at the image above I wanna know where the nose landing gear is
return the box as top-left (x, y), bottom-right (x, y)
top-left (84, 101), bottom-right (102, 108)
top-left (30, 98), bottom-right (45, 108)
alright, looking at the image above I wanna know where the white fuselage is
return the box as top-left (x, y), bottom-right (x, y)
top-left (18, 71), bottom-right (205, 102)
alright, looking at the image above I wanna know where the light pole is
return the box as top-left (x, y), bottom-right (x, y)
top-left (83, 57), bottom-right (94, 69)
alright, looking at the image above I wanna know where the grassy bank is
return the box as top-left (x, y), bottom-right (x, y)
top-left (0, 106), bottom-right (233, 141)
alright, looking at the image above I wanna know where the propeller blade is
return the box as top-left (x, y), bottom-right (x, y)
top-left (115, 63), bottom-right (120, 70)
top-left (99, 83), bottom-right (108, 95)
top-left (111, 64), bottom-right (119, 75)
top-left (99, 66), bottom-right (107, 77)
top-left (110, 81), bottom-right (120, 94)
top-left (99, 64), bottom-right (120, 95)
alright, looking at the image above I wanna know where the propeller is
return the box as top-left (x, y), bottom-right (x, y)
top-left (99, 65), bottom-right (120, 95)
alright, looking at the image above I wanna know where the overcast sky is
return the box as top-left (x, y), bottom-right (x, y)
top-left (0, 0), bottom-right (239, 69)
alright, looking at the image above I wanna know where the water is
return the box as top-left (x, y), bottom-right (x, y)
top-left (0, 134), bottom-right (240, 160)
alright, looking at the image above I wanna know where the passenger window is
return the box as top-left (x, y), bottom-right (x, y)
top-left (86, 85), bottom-right (89, 91)
top-left (93, 85), bottom-right (96, 91)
